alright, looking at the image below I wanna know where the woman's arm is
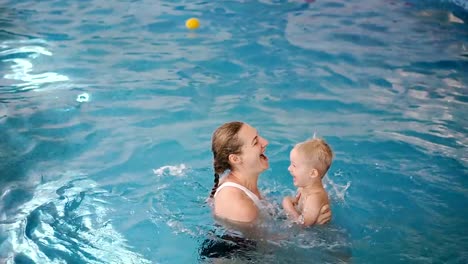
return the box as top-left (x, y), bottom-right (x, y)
top-left (316, 204), bottom-right (332, 224)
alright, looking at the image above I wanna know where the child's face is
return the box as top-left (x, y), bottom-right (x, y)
top-left (288, 148), bottom-right (314, 187)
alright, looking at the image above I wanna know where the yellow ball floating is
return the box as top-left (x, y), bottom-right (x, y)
top-left (185, 18), bottom-right (200, 30)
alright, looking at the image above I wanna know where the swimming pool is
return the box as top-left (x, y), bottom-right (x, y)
top-left (0, 0), bottom-right (467, 263)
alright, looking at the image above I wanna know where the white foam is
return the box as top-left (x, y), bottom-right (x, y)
top-left (76, 92), bottom-right (90, 103)
top-left (152, 164), bottom-right (188, 177)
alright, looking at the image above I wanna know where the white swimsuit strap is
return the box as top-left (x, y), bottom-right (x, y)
top-left (214, 182), bottom-right (262, 208)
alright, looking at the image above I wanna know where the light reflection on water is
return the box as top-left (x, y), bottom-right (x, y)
top-left (2, 40), bottom-right (69, 91)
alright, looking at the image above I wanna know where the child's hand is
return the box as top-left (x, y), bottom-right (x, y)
top-left (283, 192), bottom-right (301, 208)
top-left (282, 196), bottom-right (301, 220)
top-left (282, 196), bottom-right (294, 210)
top-left (293, 192), bottom-right (301, 205)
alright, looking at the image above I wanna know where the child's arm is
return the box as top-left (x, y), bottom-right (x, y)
top-left (282, 192), bottom-right (301, 221)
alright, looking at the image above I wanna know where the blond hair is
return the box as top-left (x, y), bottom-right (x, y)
top-left (294, 138), bottom-right (333, 178)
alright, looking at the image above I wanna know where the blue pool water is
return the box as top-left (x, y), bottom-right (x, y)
top-left (0, 0), bottom-right (467, 263)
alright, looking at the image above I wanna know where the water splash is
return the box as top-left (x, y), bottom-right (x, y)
top-left (324, 170), bottom-right (351, 202)
top-left (152, 164), bottom-right (188, 177)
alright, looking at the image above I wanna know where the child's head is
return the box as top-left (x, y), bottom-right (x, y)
top-left (288, 138), bottom-right (333, 187)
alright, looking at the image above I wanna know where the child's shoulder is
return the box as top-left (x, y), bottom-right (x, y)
top-left (302, 189), bottom-right (329, 206)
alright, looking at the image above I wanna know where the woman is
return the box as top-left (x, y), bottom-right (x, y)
top-left (209, 121), bottom-right (331, 224)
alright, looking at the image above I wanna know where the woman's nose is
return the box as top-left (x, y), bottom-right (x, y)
top-left (260, 136), bottom-right (268, 147)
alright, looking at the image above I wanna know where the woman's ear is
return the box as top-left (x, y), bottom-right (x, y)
top-left (228, 154), bottom-right (241, 165)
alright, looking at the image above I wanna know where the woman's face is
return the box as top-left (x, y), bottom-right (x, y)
top-left (235, 123), bottom-right (269, 173)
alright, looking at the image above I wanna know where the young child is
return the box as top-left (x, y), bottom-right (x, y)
top-left (282, 138), bottom-right (333, 227)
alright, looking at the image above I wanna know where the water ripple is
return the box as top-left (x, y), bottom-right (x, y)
top-left (0, 0), bottom-right (467, 263)
top-left (0, 172), bottom-right (150, 264)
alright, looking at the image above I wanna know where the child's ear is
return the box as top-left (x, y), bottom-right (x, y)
top-left (310, 168), bottom-right (319, 178)
top-left (228, 154), bottom-right (241, 165)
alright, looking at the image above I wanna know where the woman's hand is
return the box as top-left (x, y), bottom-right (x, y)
top-left (316, 204), bottom-right (332, 224)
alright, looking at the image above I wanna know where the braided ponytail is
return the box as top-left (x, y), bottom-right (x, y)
top-left (209, 173), bottom-right (220, 198)
top-left (210, 121), bottom-right (244, 198)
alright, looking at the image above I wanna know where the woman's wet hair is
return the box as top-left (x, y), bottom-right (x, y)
top-left (210, 121), bottom-right (244, 198)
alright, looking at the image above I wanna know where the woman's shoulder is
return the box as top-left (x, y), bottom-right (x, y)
top-left (213, 183), bottom-right (258, 223)
top-left (215, 182), bottom-right (255, 203)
